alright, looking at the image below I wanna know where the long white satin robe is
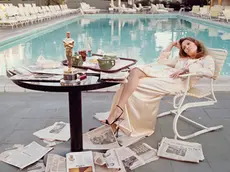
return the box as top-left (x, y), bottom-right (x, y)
top-left (109, 51), bottom-right (215, 137)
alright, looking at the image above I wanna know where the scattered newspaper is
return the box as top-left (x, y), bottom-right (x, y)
top-left (66, 151), bottom-right (95, 172)
top-left (83, 125), bottom-right (120, 150)
top-left (115, 147), bottom-right (145, 172)
top-left (128, 142), bottom-right (159, 167)
top-left (100, 71), bottom-right (128, 81)
top-left (0, 144), bottom-right (25, 161)
top-left (10, 73), bottom-right (63, 82)
top-left (33, 122), bottom-right (70, 142)
top-left (43, 140), bottom-right (63, 147)
top-left (116, 132), bottom-right (145, 147)
top-left (0, 141), bottom-right (52, 169)
top-left (157, 137), bottom-right (204, 163)
top-left (26, 160), bottom-right (45, 172)
top-left (93, 150), bottom-right (120, 169)
top-left (45, 154), bottom-right (66, 172)
top-left (95, 165), bottom-right (118, 172)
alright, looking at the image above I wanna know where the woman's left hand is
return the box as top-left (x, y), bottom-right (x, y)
top-left (170, 68), bottom-right (187, 79)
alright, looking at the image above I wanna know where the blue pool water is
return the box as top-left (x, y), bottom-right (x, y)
top-left (0, 15), bottom-right (230, 76)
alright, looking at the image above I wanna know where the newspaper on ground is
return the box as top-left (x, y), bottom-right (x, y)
top-left (115, 147), bottom-right (145, 172)
top-left (93, 150), bottom-right (120, 169)
top-left (128, 142), bottom-right (159, 167)
top-left (157, 137), bottom-right (204, 163)
top-left (83, 125), bottom-right (120, 150)
top-left (33, 122), bottom-right (70, 142)
top-left (116, 132), bottom-right (145, 147)
top-left (26, 160), bottom-right (45, 172)
top-left (95, 165), bottom-right (119, 172)
top-left (0, 141), bottom-right (53, 169)
top-left (66, 151), bottom-right (95, 172)
top-left (0, 144), bottom-right (25, 161)
top-left (94, 112), bottom-right (144, 147)
top-left (45, 154), bottom-right (66, 172)
top-left (43, 140), bottom-right (63, 147)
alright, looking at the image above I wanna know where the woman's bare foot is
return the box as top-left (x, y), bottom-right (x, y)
top-left (101, 105), bottom-right (124, 125)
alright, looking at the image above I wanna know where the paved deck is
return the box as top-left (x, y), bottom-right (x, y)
top-left (0, 92), bottom-right (230, 172)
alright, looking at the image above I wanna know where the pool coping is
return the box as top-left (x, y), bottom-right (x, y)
top-left (0, 13), bottom-right (230, 92)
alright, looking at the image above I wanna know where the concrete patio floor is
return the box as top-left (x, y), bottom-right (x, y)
top-left (0, 92), bottom-right (230, 172)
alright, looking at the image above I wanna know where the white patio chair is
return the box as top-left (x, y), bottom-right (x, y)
top-left (150, 4), bottom-right (168, 13)
top-left (80, 2), bottom-right (100, 14)
top-left (219, 10), bottom-right (230, 22)
top-left (199, 7), bottom-right (209, 18)
top-left (133, 4), bottom-right (142, 12)
top-left (0, 10), bottom-right (20, 28)
top-left (159, 4), bottom-right (174, 12)
top-left (120, 4), bottom-right (136, 13)
top-left (189, 5), bottom-right (200, 16)
top-left (110, 3), bottom-right (121, 12)
top-left (158, 48), bottom-right (228, 140)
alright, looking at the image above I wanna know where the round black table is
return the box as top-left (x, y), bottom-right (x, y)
top-left (9, 74), bottom-right (117, 152)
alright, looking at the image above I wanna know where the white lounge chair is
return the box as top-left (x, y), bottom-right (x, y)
top-left (219, 10), bottom-right (230, 22)
top-left (80, 2), bottom-right (100, 14)
top-left (158, 48), bottom-right (228, 140)
top-left (159, 4), bottom-right (174, 12)
top-left (189, 5), bottom-right (200, 16)
top-left (120, 4), bottom-right (136, 13)
top-left (133, 4), bottom-right (142, 12)
top-left (0, 10), bottom-right (20, 28)
top-left (150, 4), bottom-right (168, 13)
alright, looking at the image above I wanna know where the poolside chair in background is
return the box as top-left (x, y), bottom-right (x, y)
top-left (0, 9), bottom-right (21, 28)
top-left (158, 48), bottom-right (228, 140)
top-left (150, 4), bottom-right (168, 14)
top-left (209, 7), bottom-right (221, 20)
top-left (109, 3), bottom-right (121, 13)
top-left (199, 7), bottom-right (209, 18)
top-left (189, 5), bottom-right (200, 16)
top-left (80, 2), bottom-right (100, 14)
top-left (120, 4), bottom-right (136, 13)
top-left (219, 10), bottom-right (230, 22)
top-left (133, 4), bottom-right (142, 13)
top-left (159, 4), bottom-right (174, 12)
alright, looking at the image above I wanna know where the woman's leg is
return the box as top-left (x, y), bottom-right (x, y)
top-left (106, 68), bottom-right (147, 124)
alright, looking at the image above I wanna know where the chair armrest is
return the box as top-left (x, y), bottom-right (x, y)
top-left (179, 73), bottom-right (210, 78)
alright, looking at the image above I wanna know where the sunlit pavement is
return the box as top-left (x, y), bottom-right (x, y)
top-left (0, 92), bottom-right (230, 172)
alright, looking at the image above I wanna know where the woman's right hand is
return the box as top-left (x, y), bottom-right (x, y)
top-left (172, 41), bottom-right (180, 49)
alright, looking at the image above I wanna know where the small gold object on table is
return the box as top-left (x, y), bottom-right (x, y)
top-left (61, 32), bottom-right (80, 86)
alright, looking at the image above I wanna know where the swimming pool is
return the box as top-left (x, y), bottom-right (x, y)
top-left (0, 14), bottom-right (230, 76)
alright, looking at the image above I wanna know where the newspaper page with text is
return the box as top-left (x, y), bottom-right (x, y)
top-left (128, 142), bottom-right (159, 167)
top-left (115, 147), bottom-right (145, 172)
top-left (157, 137), bottom-right (204, 163)
top-left (33, 122), bottom-right (70, 142)
top-left (83, 125), bottom-right (120, 150)
top-left (0, 142), bottom-right (53, 169)
top-left (66, 151), bottom-right (95, 172)
top-left (45, 154), bottom-right (66, 172)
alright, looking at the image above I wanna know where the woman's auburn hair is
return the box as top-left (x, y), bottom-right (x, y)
top-left (179, 37), bottom-right (208, 59)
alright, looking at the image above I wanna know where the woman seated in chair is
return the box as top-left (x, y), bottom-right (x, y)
top-left (102, 37), bottom-right (215, 137)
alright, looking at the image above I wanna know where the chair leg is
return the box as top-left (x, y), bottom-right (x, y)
top-left (157, 110), bottom-right (177, 118)
top-left (172, 102), bottom-right (223, 140)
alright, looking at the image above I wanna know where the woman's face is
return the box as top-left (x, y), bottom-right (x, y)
top-left (181, 40), bottom-right (198, 57)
